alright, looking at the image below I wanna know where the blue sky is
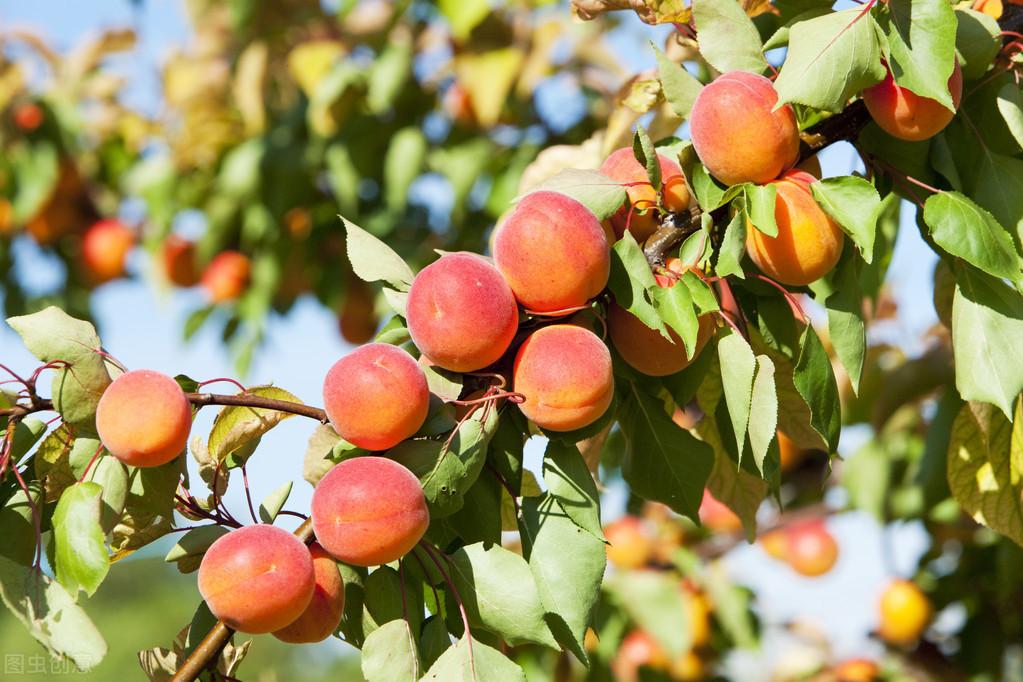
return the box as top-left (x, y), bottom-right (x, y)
top-left (0, 1), bottom-right (940, 677)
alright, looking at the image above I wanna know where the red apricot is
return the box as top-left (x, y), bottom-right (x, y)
top-left (512, 324), bottom-right (614, 432)
top-left (603, 515), bottom-right (654, 569)
top-left (162, 235), bottom-right (201, 287)
top-left (787, 519), bottom-right (839, 577)
top-left (599, 148), bottom-right (691, 242)
top-left (406, 252), bottom-right (519, 372)
top-left (862, 61), bottom-right (963, 142)
top-left (493, 191), bottom-right (610, 313)
top-left (322, 343), bottom-right (429, 451)
top-left (201, 250), bottom-right (251, 303)
top-left (698, 490), bottom-right (742, 533)
top-left (311, 456), bottom-right (429, 567)
top-left (82, 219), bottom-right (134, 285)
top-left (13, 102), bottom-right (43, 131)
top-left (197, 525), bottom-right (315, 634)
top-left (746, 169), bottom-right (844, 286)
top-left (612, 630), bottom-right (670, 682)
top-left (273, 543), bottom-right (345, 643)
top-left (96, 370), bottom-right (192, 468)
top-left (690, 71), bottom-right (800, 186)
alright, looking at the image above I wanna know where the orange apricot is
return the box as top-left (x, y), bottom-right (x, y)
top-left (745, 169), bottom-right (844, 287)
top-left (862, 61), bottom-right (963, 142)
top-left (878, 579), bottom-right (932, 646)
top-left (406, 252), bottom-right (519, 372)
top-left (322, 343), bottom-right (429, 451)
top-left (13, 102), bottom-right (43, 131)
top-left (612, 630), bottom-right (670, 682)
top-left (493, 191), bottom-right (610, 313)
top-left (311, 456), bottom-right (429, 567)
top-left (600, 148), bottom-right (691, 242)
top-left (689, 71), bottom-right (800, 186)
top-left (201, 250), bottom-right (251, 303)
top-left (81, 219), bottom-right (134, 285)
top-left (778, 431), bottom-right (807, 472)
top-left (273, 543), bottom-right (345, 643)
top-left (338, 278), bottom-right (378, 344)
top-left (197, 525), bottom-right (315, 634)
top-left (834, 658), bottom-right (881, 682)
top-left (787, 519), bottom-right (839, 577)
top-left (162, 235), bottom-right (201, 287)
top-left (698, 490), bottom-right (742, 534)
top-left (512, 324), bottom-right (614, 431)
top-left (604, 515), bottom-right (654, 569)
top-left (760, 528), bottom-right (789, 560)
top-left (95, 369), bottom-right (192, 468)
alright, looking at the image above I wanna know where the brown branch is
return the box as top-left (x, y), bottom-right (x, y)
top-left (185, 393), bottom-right (327, 422)
top-left (169, 518), bottom-right (316, 682)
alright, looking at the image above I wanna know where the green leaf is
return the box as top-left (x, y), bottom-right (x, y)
top-left (343, 216), bottom-right (415, 291)
top-left (810, 176), bottom-right (880, 263)
top-left (7, 307), bottom-right (113, 437)
top-left (956, 9), bottom-right (1001, 80)
top-left (0, 480), bottom-right (42, 565)
top-left (543, 441), bottom-right (604, 541)
top-left (814, 253), bottom-right (867, 393)
top-left (337, 564), bottom-right (368, 647)
top-left (653, 44), bottom-right (703, 119)
top-left (258, 481), bottom-right (293, 524)
top-left (446, 542), bottom-right (557, 648)
top-left (364, 566), bottom-right (423, 637)
top-left (422, 635), bottom-right (525, 681)
top-left (692, 0), bottom-right (768, 74)
top-left (420, 615), bottom-right (451, 670)
top-left (774, 9), bottom-right (886, 112)
top-left (745, 183), bottom-right (778, 238)
top-left (651, 280), bottom-right (699, 358)
top-left (606, 569), bottom-right (690, 657)
top-left (997, 83), bottom-right (1023, 150)
top-left (925, 191), bottom-right (1021, 282)
top-left (52, 482), bottom-right (109, 597)
top-left (362, 619), bottom-right (422, 682)
top-left (844, 438), bottom-right (891, 520)
top-left (608, 232), bottom-right (670, 338)
top-left (84, 455), bottom-right (129, 534)
top-left (439, 0), bottom-right (490, 40)
top-left (446, 472), bottom-right (502, 545)
top-left (971, 153), bottom-right (1023, 243)
top-left (520, 169), bottom-right (627, 221)
top-left (701, 560), bottom-right (758, 648)
top-left (952, 267), bottom-right (1023, 418)
top-left (367, 39), bottom-right (413, 114)
top-left (164, 525), bottom-right (230, 574)
top-left (633, 127), bottom-right (661, 190)
top-left (793, 325), bottom-right (841, 452)
top-left (715, 211), bottom-right (747, 279)
top-left (384, 127), bottom-right (427, 211)
top-left (719, 331), bottom-right (757, 465)
top-left (304, 423), bottom-right (344, 486)
top-left (10, 141), bottom-right (58, 222)
top-left (618, 382), bottom-right (715, 521)
top-left (748, 354), bottom-right (778, 474)
top-left (947, 401), bottom-right (1023, 546)
top-left (207, 385), bottom-right (303, 463)
top-left (878, 0), bottom-right (957, 110)
top-left (702, 434), bottom-right (769, 542)
top-left (0, 556), bottom-right (107, 671)
top-left (519, 494), bottom-right (605, 665)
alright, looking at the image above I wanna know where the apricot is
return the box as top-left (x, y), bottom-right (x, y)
top-left (512, 324), bottom-right (614, 431)
top-left (201, 250), bottom-right (251, 303)
top-left (406, 252), bottom-right (519, 372)
top-left (197, 524), bottom-right (315, 634)
top-left (786, 519), bottom-right (839, 577)
top-left (862, 61), bottom-right (963, 142)
top-left (834, 659), bottom-right (881, 682)
top-left (599, 148), bottom-right (691, 242)
top-left (778, 431), bottom-right (807, 472)
top-left (698, 490), bottom-right (742, 533)
top-left (604, 515), bottom-right (654, 569)
top-left (612, 630), bottom-right (670, 682)
top-left (322, 343), bottom-right (429, 451)
top-left (162, 235), bottom-right (201, 287)
top-left (671, 651), bottom-right (706, 681)
top-left (27, 161), bottom-right (89, 245)
top-left (95, 369), bottom-right (192, 468)
top-left (689, 71), bottom-right (799, 186)
top-left (878, 579), bottom-right (932, 646)
top-left (759, 528), bottom-right (788, 560)
top-left (493, 191), bottom-right (610, 313)
top-left (13, 102), bottom-right (43, 131)
top-left (609, 303), bottom-right (715, 378)
top-left (273, 543), bottom-right (345, 643)
top-left (81, 219), bottom-right (134, 285)
top-left (746, 169), bottom-right (844, 287)
top-left (684, 588), bottom-right (712, 649)
top-left (338, 277), bottom-right (378, 344)
top-left (311, 456), bottom-right (429, 567)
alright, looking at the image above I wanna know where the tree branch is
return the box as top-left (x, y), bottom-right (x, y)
top-left (185, 393), bottom-right (327, 422)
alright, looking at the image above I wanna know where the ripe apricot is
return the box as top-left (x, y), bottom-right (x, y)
top-left (493, 191), bottom-right (610, 313)
top-left (197, 525), bottom-right (315, 634)
top-left (604, 515), bottom-right (654, 569)
top-left (834, 658), bottom-right (881, 682)
top-left (862, 61), bottom-right (963, 142)
top-left (684, 587), bottom-right (712, 649)
top-left (406, 252), bottom-right (519, 372)
top-left (322, 343), bottom-right (429, 451)
top-left (512, 324), bottom-right (614, 431)
top-left (273, 543), bottom-right (345, 643)
top-left (690, 71), bottom-right (800, 186)
top-left (778, 431), bottom-right (807, 471)
top-left (96, 370), bottom-right (192, 468)
top-left (612, 630), bottom-right (670, 682)
top-left (746, 169), bottom-right (844, 286)
top-left (787, 519), bottom-right (839, 577)
top-left (878, 579), bottom-right (932, 646)
top-left (82, 219), bottom-right (134, 285)
top-left (162, 235), bottom-right (201, 287)
top-left (698, 490), bottom-right (742, 533)
top-left (201, 250), bottom-right (251, 303)
top-left (13, 102), bottom-right (43, 131)
top-left (609, 303), bottom-right (715, 378)
top-left (338, 277), bottom-right (378, 344)
top-left (311, 456), bottom-right (429, 567)
top-left (599, 148), bottom-right (691, 242)
top-left (759, 528), bottom-right (788, 560)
